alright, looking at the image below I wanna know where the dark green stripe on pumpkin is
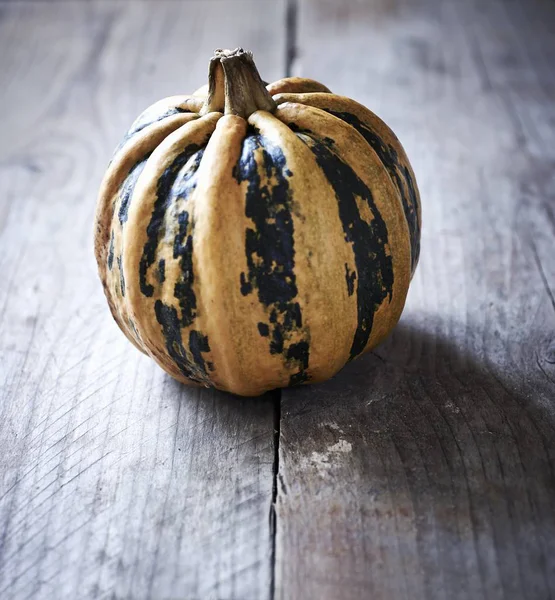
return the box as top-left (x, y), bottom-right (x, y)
top-left (138, 143), bottom-right (213, 384)
top-left (109, 155), bottom-right (150, 302)
top-left (233, 132), bottom-right (310, 386)
top-left (118, 156), bottom-right (150, 224)
top-left (157, 258), bottom-right (166, 283)
top-left (154, 301), bottom-right (212, 384)
top-left (296, 132), bottom-right (393, 359)
top-left (107, 231), bottom-right (114, 271)
top-left (139, 144), bottom-right (204, 299)
top-left (325, 110), bottom-right (420, 272)
top-left (116, 255), bottom-right (125, 297)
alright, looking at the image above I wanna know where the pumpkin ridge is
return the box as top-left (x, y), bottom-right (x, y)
top-left (97, 114), bottom-right (204, 354)
top-left (275, 103), bottom-right (396, 359)
top-left (303, 135), bottom-right (394, 359)
top-left (96, 113), bottom-right (201, 278)
top-left (114, 108), bottom-right (194, 157)
top-left (141, 146), bottom-right (211, 384)
top-left (266, 77), bottom-right (332, 95)
top-left (117, 156), bottom-right (150, 225)
top-left (247, 110), bottom-right (358, 384)
top-left (233, 130), bottom-right (310, 386)
top-left (275, 102), bottom-right (411, 354)
top-left (120, 114), bottom-right (221, 384)
top-left (185, 114), bottom-right (278, 395)
top-left (324, 109), bottom-right (420, 272)
top-left (138, 144), bottom-right (204, 298)
top-left (274, 91), bottom-right (421, 275)
top-left (115, 95), bottom-right (203, 156)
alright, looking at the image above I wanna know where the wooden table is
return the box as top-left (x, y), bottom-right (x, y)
top-left (1, 0), bottom-right (555, 598)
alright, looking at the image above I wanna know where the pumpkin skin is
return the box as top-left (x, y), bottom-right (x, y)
top-left (94, 48), bottom-right (421, 396)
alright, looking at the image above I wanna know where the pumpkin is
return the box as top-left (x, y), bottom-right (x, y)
top-left (94, 48), bottom-right (421, 396)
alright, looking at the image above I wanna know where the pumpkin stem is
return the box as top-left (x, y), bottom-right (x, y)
top-left (201, 48), bottom-right (276, 118)
top-left (202, 55), bottom-right (226, 114)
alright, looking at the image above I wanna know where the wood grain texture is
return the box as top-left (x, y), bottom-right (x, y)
top-left (276, 0), bottom-right (555, 598)
top-left (0, 2), bottom-right (286, 599)
top-left (3, 0), bottom-right (555, 599)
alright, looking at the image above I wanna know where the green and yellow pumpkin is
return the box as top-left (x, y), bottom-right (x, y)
top-left (94, 48), bottom-right (421, 396)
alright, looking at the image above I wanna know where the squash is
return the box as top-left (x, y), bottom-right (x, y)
top-left (94, 48), bottom-right (421, 396)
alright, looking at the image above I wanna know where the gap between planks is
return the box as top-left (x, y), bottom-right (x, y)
top-left (269, 1), bottom-right (298, 598)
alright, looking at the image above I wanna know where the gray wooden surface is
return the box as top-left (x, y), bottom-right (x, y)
top-left (1, 0), bottom-right (555, 599)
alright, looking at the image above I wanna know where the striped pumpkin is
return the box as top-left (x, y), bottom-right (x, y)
top-left (94, 48), bottom-right (421, 396)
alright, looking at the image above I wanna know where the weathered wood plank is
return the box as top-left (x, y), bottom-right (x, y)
top-left (0, 2), bottom-right (286, 599)
top-left (276, 0), bottom-right (555, 598)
